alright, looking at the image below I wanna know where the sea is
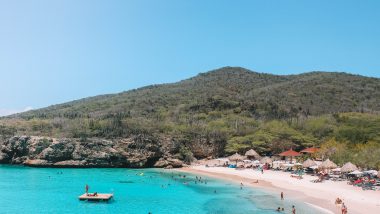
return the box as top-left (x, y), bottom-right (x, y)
top-left (0, 165), bottom-right (325, 214)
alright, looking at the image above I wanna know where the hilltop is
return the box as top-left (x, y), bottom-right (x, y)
top-left (8, 67), bottom-right (380, 120)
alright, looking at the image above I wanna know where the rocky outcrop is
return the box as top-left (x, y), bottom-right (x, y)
top-left (0, 133), bottom-right (222, 168)
top-left (0, 135), bottom-right (184, 168)
top-left (153, 157), bottom-right (184, 168)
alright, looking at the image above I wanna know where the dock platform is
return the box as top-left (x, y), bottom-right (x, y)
top-left (79, 193), bottom-right (113, 202)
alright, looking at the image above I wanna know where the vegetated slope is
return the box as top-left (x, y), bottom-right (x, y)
top-left (1, 67), bottom-right (380, 167)
top-left (10, 66), bottom-right (380, 121)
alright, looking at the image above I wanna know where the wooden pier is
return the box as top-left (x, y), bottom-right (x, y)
top-left (79, 193), bottom-right (113, 202)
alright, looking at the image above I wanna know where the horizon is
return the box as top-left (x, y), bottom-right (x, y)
top-left (1, 0), bottom-right (380, 115)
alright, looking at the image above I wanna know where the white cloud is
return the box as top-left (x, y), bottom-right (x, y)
top-left (0, 106), bottom-right (33, 117)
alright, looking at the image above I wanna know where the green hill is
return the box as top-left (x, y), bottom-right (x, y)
top-left (9, 67), bottom-right (380, 120)
top-left (1, 67), bottom-right (380, 168)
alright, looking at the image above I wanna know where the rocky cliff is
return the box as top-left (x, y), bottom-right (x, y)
top-left (0, 136), bottom-right (199, 168)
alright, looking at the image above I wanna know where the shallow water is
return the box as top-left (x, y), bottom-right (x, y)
top-left (0, 165), bottom-right (324, 214)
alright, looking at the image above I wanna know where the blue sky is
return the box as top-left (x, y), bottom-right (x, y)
top-left (0, 0), bottom-right (379, 116)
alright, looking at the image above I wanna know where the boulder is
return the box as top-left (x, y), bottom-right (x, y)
top-left (154, 158), bottom-right (183, 168)
top-left (154, 158), bottom-right (169, 167)
top-left (166, 158), bottom-right (184, 168)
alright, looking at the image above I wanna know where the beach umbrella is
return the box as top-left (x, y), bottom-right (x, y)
top-left (279, 149), bottom-right (301, 163)
top-left (302, 159), bottom-right (317, 168)
top-left (300, 147), bottom-right (319, 154)
top-left (279, 149), bottom-right (301, 157)
top-left (319, 159), bottom-right (337, 169)
top-left (341, 162), bottom-right (358, 173)
top-left (260, 157), bottom-right (273, 164)
top-left (228, 153), bottom-right (245, 164)
top-left (245, 149), bottom-right (261, 160)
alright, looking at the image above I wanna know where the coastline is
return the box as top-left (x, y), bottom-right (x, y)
top-left (178, 166), bottom-right (380, 214)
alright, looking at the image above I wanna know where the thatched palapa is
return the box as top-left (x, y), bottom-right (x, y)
top-left (245, 149), bottom-right (261, 160)
top-left (302, 158), bottom-right (317, 168)
top-left (319, 159), bottom-right (337, 169)
top-left (228, 153), bottom-right (245, 163)
top-left (341, 162), bottom-right (358, 173)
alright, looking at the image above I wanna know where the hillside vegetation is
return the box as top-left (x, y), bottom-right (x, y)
top-left (1, 67), bottom-right (380, 168)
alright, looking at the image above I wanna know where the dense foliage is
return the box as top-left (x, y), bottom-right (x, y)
top-left (1, 67), bottom-right (379, 168)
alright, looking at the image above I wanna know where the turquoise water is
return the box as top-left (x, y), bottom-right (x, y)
top-left (0, 165), bottom-right (323, 214)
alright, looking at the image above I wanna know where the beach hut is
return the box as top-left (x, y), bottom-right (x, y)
top-left (341, 162), bottom-right (358, 173)
top-left (279, 149), bottom-right (301, 163)
top-left (300, 147), bottom-right (319, 154)
top-left (228, 153), bottom-right (245, 164)
top-left (319, 159), bottom-right (337, 169)
top-left (302, 159), bottom-right (317, 168)
top-left (245, 149), bottom-right (261, 160)
top-left (260, 157), bottom-right (273, 164)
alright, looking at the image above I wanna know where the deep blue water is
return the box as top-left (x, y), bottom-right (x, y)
top-left (0, 165), bottom-right (322, 214)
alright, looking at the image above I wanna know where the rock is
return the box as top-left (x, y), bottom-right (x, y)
top-left (154, 158), bottom-right (169, 167)
top-left (166, 158), bottom-right (184, 168)
top-left (40, 140), bottom-right (74, 162)
top-left (0, 151), bottom-right (9, 163)
top-left (24, 159), bottom-right (51, 167)
top-left (53, 160), bottom-right (86, 167)
top-left (0, 135), bottom-right (193, 168)
top-left (154, 158), bottom-right (184, 168)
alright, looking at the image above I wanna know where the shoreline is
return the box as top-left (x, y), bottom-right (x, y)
top-left (178, 166), bottom-right (380, 214)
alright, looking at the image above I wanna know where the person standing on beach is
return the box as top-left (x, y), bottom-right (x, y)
top-left (85, 184), bottom-right (89, 195)
top-left (281, 192), bottom-right (284, 200)
top-left (292, 205), bottom-right (296, 214)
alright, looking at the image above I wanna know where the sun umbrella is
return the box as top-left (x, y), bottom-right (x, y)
top-left (279, 149), bottom-right (300, 163)
top-left (341, 162), bottom-right (358, 173)
top-left (279, 149), bottom-right (301, 157)
top-left (245, 149), bottom-right (261, 160)
top-left (319, 159), bottom-right (337, 169)
top-left (260, 157), bottom-right (273, 164)
top-left (228, 153), bottom-right (245, 164)
top-left (300, 147), bottom-right (319, 154)
top-left (302, 159), bottom-right (317, 168)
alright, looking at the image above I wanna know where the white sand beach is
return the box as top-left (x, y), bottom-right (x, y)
top-left (179, 166), bottom-right (380, 214)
